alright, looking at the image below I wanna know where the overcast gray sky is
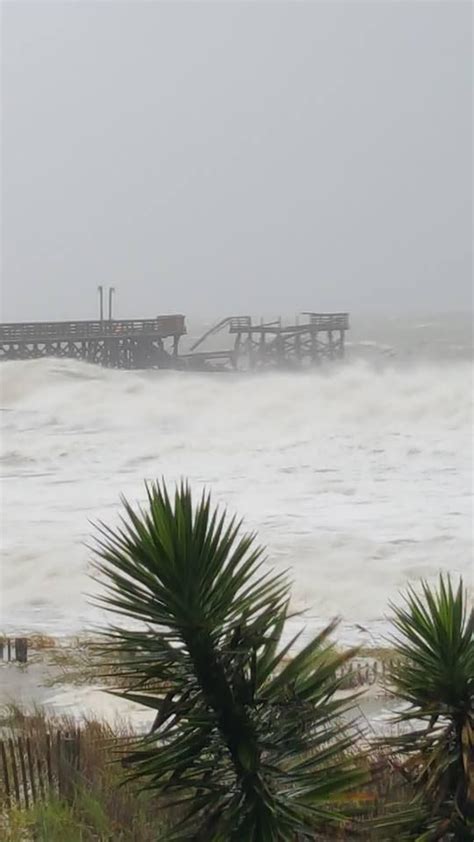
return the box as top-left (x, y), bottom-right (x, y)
top-left (1, 0), bottom-right (471, 322)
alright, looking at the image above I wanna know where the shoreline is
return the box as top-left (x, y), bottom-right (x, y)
top-left (0, 635), bottom-right (400, 734)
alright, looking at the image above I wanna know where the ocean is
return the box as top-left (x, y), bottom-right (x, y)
top-left (1, 313), bottom-right (472, 645)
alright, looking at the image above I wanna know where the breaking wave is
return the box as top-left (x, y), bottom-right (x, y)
top-left (1, 356), bottom-right (472, 641)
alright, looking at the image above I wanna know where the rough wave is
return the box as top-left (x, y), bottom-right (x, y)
top-left (1, 357), bottom-right (472, 641)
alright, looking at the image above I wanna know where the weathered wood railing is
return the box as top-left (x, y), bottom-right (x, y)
top-left (303, 312), bottom-right (350, 330)
top-left (0, 316), bottom-right (186, 342)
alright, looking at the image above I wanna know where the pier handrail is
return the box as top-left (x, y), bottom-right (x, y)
top-left (189, 315), bottom-right (251, 352)
top-left (0, 316), bottom-right (186, 342)
top-left (301, 312), bottom-right (349, 330)
top-left (228, 316), bottom-right (252, 331)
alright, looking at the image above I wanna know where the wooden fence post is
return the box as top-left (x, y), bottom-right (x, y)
top-left (56, 731), bottom-right (62, 797)
top-left (46, 733), bottom-right (53, 792)
top-left (60, 731), bottom-right (80, 802)
top-left (8, 738), bottom-right (20, 804)
top-left (36, 755), bottom-right (45, 801)
top-left (15, 638), bottom-right (28, 663)
top-left (25, 737), bottom-right (37, 804)
top-left (0, 740), bottom-right (12, 807)
top-left (17, 737), bottom-right (30, 808)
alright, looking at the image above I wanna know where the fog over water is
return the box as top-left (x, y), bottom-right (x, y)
top-left (2, 1), bottom-right (471, 319)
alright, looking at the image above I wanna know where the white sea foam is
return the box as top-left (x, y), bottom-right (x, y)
top-left (0, 355), bottom-right (472, 643)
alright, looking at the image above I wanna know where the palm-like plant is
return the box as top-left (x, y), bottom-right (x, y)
top-left (382, 575), bottom-right (473, 841)
top-left (92, 481), bottom-right (366, 841)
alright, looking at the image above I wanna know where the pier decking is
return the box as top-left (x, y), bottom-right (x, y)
top-left (0, 316), bottom-right (186, 369)
top-left (0, 312), bottom-right (349, 371)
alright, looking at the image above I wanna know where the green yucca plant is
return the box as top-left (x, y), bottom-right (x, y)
top-left (380, 575), bottom-right (473, 841)
top-left (92, 481), bottom-right (367, 841)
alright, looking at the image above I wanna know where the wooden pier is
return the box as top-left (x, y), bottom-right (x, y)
top-left (0, 312), bottom-right (349, 371)
top-left (0, 315), bottom-right (186, 369)
top-left (183, 312), bottom-right (349, 371)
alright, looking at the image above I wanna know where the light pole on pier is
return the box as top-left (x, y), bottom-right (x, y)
top-left (108, 287), bottom-right (115, 321)
top-left (97, 286), bottom-right (104, 323)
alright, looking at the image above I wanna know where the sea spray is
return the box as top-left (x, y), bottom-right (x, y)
top-left (1, 355), bottom-right (471, 641)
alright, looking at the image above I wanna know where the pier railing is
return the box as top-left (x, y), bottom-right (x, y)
top-left (0, 316), bottom-right (186, 343)
top-left (229, 316), bottom-right (252, 332)
top-left (227, 314), bottom-right (349, 333)
top-left (303, 312), bottom-right (349, 330)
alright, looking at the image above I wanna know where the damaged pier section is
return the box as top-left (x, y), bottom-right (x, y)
top-left (183, 312), bottom-right (349, 371)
